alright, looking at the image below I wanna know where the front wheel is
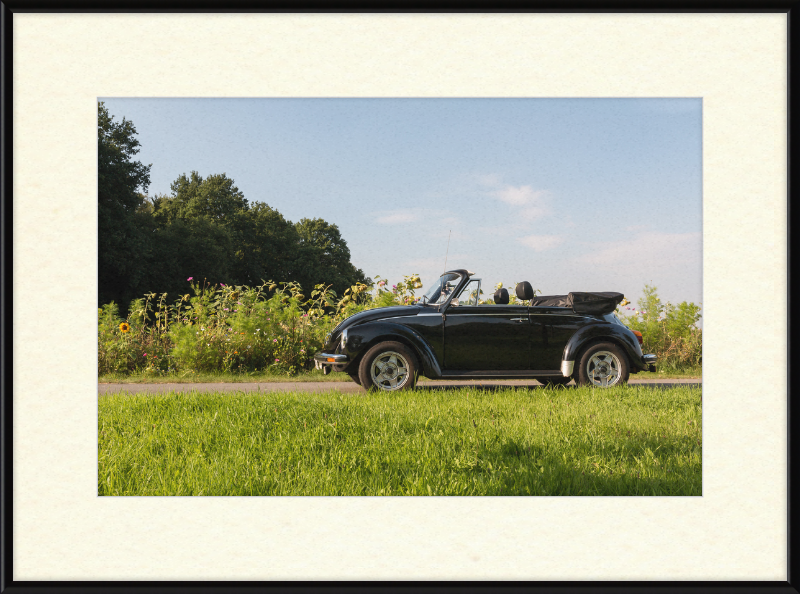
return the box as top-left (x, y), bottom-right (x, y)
top-left (358, 341), bottom-right (418, 392)
top-left (576, 342), bottom-right (629, 387)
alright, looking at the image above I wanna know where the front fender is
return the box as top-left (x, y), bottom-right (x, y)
top-left (342, 321), bottom-right (442, 378)
top-left (563, 322), bottom-right (645, 371)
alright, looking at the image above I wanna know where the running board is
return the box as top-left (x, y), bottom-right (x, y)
top-left (439, 370), bottom-right (564, 379)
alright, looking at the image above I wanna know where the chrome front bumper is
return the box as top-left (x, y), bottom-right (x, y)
top-left (313, 352), bottom-right (349, 373)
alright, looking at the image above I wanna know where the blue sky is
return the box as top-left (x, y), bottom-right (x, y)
top-left (101, 98), bottom-right (702, 312)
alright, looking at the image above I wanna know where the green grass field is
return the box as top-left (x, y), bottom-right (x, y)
top-left (98, 384), bottom-right (701, 496)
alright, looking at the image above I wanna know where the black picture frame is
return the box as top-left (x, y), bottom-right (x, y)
top-left (0, 2), bottom-right (794, 592)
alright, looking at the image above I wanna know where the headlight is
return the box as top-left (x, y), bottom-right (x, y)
top-left (324, 332), bottom-right (332, 345)
top-left (340, 329), bottom-right (348, 350)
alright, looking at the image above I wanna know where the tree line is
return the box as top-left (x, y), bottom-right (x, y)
top-left (98, 102), bottom-right (368, 311)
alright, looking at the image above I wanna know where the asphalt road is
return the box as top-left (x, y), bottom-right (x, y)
top-left (99, 378), bottom-right (700, 395)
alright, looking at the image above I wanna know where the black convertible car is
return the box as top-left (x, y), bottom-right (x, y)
top-left (314, 269), bottom-right (657, 391)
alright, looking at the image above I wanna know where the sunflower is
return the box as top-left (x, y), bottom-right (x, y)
top-left (119, 322), bottom-right (130, 333)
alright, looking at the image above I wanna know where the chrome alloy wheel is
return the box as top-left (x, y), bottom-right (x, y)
top-left (369, 351), bottom-right (411, 391)
top-left (586, 350), bottom-right (622, 387)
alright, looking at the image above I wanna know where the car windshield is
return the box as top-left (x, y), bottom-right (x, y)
top-left (419, 272), bottom-right (462, 305)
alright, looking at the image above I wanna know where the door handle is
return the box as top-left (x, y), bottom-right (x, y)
top-left (510, 318), bottom-right (527, 322)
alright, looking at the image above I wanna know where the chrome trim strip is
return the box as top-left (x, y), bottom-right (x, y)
top-left (351, 313), bottom-right (421, 322)
top-left (439, 370), bottom-right (562, 378)
top-left (435, 311), bottom-right (528, 315)
top-left (314, 352), bottom-right (349, 363)
top-left (561, 360), bottom-right (574, 377)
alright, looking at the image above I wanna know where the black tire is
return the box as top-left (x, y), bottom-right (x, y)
top-left (348, 372), bottom-right (362, 386)
top-left (534, 376), bottom-right (572, 387)
top-left (358, 341), bottom-right (418, 392)
top-left (576, 342), bottom-right (629, 387)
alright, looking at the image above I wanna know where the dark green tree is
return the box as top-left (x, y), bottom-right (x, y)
top-left (151, 173), bottom-right (295, 290)
top-left (229, 203), bottom-right (301, 286)
top-left (152, 171), bottom-right (249, 225)
top-left (151, 179), bottom-right (367, 296)
top-left (293, 218), bottom-right (369, 296)
top-left (140, 217), bottom-right (235, 298)
top-left (97, 102), bottom-right (368, 307)
top-left (98, 102), bottom-right (152, 307)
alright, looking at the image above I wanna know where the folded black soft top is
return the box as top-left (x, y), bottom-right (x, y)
top-left (531, 292), bottom-right (624, 315)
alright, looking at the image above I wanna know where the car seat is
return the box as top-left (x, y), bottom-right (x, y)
top-left (493, 288), bottom-right (509, 304)
top-left (516, 281), bottom-right (534, 304)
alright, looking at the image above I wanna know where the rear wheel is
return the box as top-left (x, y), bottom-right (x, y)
top-left (576, 342), bottom-right (629, 387)
top-left (358, 341), bottom-right (418, 392)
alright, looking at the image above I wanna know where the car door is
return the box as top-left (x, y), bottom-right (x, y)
top-left (443, 304), bottom-right (532, 370)
top-left (529, 306), bottom-right (587, 369)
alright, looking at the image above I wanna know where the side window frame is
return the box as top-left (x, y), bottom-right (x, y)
top-left (450, 278), bottom-right (482, 307)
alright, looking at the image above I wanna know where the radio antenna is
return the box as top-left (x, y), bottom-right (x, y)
top-left (442, 230), bottom-right (451, 275)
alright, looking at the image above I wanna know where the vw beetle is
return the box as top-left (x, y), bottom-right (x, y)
top-left (314, 269), bottom-right (657, 391)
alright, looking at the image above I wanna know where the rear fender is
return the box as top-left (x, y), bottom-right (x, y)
top-left (563, 323), bottom-right (645, 371)
top-left (342, 321), bottom-right (442, 378)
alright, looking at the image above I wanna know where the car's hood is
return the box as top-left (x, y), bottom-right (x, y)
top-left (334, 305), bottom-right (421, 334)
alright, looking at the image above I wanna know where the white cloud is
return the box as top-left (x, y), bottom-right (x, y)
top-left (493, 184), bottom-right (547, 207)
top-left (476, 175), bottom-right (552, 221)
top-left (373, 208), bottom-right (462, 228)
top-left (376, 211), bottom-right (419, 224)
top-left (517, 234), bottom-right (565, 252)
top-left (574, 231), bottom-right (701, 268)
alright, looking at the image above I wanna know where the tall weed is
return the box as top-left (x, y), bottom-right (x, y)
top-left (619, 284), bottom-right (702, 370)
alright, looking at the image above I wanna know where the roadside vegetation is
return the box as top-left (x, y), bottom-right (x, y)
top-left (619, 285), bottom-right (703, 373)
top-left (98, 275), bottom-right (410, 377)
top-left (98, 384), bottom-right (702, 496)
top-left (99, 276), bottom-right (702, 380)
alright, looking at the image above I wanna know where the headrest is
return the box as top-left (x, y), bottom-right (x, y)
top-left (493, 288), bottom-right (509, 305)
top-left (516, 281), bottom-right (534, 301)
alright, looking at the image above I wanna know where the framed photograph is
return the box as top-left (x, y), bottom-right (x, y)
top-left (3, 7), bottom-right (790, 589)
